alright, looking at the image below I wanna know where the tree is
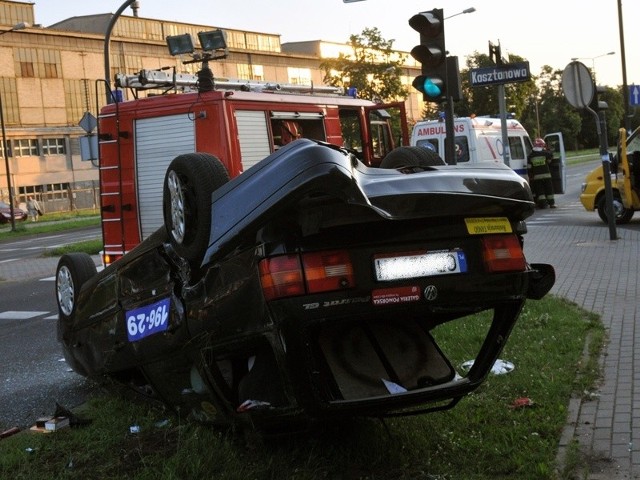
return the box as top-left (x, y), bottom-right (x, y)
top-left (523, 65), bottom-right (581, 147)
top-left (576, 86), bottom-right (624, 148)
top-left (320, 28), bottom-right (407, 103)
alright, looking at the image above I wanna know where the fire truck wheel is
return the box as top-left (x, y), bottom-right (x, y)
top-left (163, 153), bottom-right (230, 266)
top-left (56, 252), bottom-right (98, 376)
top-left (380, 146), bottom-right (445, 169)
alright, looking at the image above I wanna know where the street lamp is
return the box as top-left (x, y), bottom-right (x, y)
top-left (0, 22), bottom-right (30, 231)
top-left (443, 7), bottom-right (476, 165)
top-left (570, 51), bottom-right (615, 82)
top-left (445, 7), bottom-right (476, 20)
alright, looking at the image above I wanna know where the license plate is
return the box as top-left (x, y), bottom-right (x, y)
top-left (374, 250), bottom-right (467, 281)
top-left (464, 217), bottom-right (512, 235)
top-left (126, 297), bottom-right (170, 342)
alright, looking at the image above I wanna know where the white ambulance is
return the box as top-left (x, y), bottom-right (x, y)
top-left (410, 116), bottom-right (566, 193)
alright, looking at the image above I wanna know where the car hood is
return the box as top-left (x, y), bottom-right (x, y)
top-left (203, 139), bottom-right (534, 266)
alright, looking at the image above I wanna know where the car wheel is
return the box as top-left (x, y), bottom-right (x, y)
top-left (596, 192), bottom-right (634, 224)
top-left (380, 146), bottom-right (446, 169)
top-left (56, 253), bottom-right (97, 377)
top-left (56, 252), bottom-right (97, 321)
top-left (163, 152), bottom-right (230, 266)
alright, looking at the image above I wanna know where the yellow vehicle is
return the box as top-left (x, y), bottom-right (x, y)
top-left (580, 127), bottom-right (640, 224)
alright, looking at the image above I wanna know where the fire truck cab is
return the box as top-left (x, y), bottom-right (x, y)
top-left (95, 71), bottom-right (409, 265)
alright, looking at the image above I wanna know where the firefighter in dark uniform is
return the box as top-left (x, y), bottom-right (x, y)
top-left (527, 138), bottom-right (556, 209)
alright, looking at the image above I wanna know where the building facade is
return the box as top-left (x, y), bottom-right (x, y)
top-left (0, 0), bottom-right (423, 213)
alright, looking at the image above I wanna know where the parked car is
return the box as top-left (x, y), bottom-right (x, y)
top-left (55, 140), bottom-right (554, 433)
top-left (580, 127), bottom-right (640, 224)
top-left (0, 201), bottom-right (27, 224)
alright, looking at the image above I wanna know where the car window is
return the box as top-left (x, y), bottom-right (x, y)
top-left (454, 136), bottom-right (470, 163)
top-left (417, 138), bottom-right (438, 153)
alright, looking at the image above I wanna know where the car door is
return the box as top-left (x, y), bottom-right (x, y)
top-left (544, 132), bottom-right (566, 194)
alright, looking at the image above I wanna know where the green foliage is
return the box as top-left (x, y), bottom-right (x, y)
top-left (320, 27), bottom-right (408, 103)
top-left (0, 213), bottom-right (100, 241)
top-left (43, 239), bottom-right (103, 257)
top-left (0, 295), bottom-right (604, 479)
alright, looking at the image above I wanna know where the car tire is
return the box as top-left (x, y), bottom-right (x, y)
top-left (56, 252), bottom-right (97, 321)
top-left (596, 192), bottom-right (634, 224)
top-left (163, 152), bottom-right (230, 267)
top-left (56, 253), bottom-right (98, 377)
top-left (380, 146), bottom-right (446, 169)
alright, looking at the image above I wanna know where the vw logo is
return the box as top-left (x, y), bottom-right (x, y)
top-left (424, 285), bottom-right (438, 301)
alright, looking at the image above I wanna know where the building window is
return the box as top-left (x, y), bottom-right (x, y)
top-left (245, 33), bottom-right (259, 50)
top-left (237, 64), bottom-right (264, 81)
top-left (44, 63), bottom-right (58, 79)
top-left (19, 183), bottom-right (70, 202)
top-left (252, 65), bottom-right (264, 81)
top-left (287, 67), bottom-right (312, 85)
top-left (16, 48), bottom-right (61, 79)
top-left (42, 138), bottom-right (66, 156)
top-left (20, 62), bottom-right (34, 77)
top-left (13, 139), bottom-right (39, 157)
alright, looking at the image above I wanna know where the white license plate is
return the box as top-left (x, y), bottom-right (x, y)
top-left (374, 250), bottom-right (467, 281)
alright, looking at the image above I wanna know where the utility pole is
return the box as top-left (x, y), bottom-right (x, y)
top-left (490, 42), bottom-right (511, 167)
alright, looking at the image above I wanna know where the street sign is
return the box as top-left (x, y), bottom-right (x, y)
top-left (469, 61), bottom-right (530, 87)
top-left (561, 62), bottom-right (593, 109)
top-left (630, 84), bottom-right (640, 106)
top-left (78, 111), bottom-right (97, 133)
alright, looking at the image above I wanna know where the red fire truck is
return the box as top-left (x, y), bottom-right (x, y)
top-left (93, 68), bottom-right (408, 266)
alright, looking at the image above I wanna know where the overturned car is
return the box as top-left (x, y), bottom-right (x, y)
top-left (56, 140), bottom-right (554, 432)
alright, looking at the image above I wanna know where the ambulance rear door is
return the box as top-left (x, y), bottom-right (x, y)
top-left (544, 132), bottom-right (566, 194)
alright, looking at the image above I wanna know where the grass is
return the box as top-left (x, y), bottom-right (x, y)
top-left (0, 295), bottom-right (604, 480)
top-left (0, 209), bottom-right (100, 241)
top-left (42, 239), bottom-right (103, 257)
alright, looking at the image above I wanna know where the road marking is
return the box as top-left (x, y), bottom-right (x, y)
top-left (0, 311), bottom-right (49, 319)
top-left (41, 264), bottom-right (104, 282)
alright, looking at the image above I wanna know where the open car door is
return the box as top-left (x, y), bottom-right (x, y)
top-left (365, 102), bottom-right (409, 167)
top-left (545, 132), bottom-right (566, 194)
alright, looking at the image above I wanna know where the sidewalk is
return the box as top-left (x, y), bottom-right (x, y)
top-left (524, 218), bottom-right (640, 479)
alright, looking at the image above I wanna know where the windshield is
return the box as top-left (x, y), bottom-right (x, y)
top-left (627, 127), bottom-right (640, 153)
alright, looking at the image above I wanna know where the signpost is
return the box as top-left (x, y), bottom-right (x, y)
top-left (562, 61), bottom-right (617, 240)
top-left (470, 44), bottom-right (530, 167)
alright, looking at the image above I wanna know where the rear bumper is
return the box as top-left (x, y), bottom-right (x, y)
top-left (199, 265), bottom-right (554, 429)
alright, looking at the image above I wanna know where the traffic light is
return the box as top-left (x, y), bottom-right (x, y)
top-left (590, 83), bottom-right (608, 111)
top-left (409, 8), bottom-right (447, 102)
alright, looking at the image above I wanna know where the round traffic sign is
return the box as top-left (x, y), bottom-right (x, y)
top-left (562, 61), bottom-right (594, 109)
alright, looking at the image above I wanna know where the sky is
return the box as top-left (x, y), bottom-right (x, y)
top-left (27, 0), bottom-right (639, 89)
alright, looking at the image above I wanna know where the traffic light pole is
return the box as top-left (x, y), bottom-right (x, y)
top-left (445, 96), bottom-right (456, 164)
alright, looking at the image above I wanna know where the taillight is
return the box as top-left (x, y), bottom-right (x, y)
top-left (259, 255), bottom-right (305, 301)
top-left (102, 252), bottom-right (122, 267)
top-left (482, 235), bottom-right (526, 272)
top-left (302, 250), bottom-right (354, 294)
top-left (259, 250), bottom-right (354, 301)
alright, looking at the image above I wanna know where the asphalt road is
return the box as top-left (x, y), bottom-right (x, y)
top-left (0, 226), bottom-right (101, 433)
